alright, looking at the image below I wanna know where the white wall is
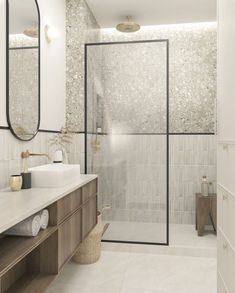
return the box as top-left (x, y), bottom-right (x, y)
top-left (0, 0), bottom-right (6, 126)
top-left (217, 2), bottom-right (235, 291)
top-left (0, 0), bottom-right (66, 130)
top-left (217, 0), bottom-right (235, 142)
top-left (217, 0), bottom-right (235, 194)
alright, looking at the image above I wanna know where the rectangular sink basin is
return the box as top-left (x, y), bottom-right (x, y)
top-left (29, 164), bottom-right (81, 188)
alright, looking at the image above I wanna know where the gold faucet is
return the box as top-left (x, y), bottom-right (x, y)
top-left (21, 150), bottom-right (51, 161)
top-left (21, 150), bottom-right (51, 173)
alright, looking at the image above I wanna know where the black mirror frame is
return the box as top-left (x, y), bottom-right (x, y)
top-left (6, 0), bottom-right (41, 141)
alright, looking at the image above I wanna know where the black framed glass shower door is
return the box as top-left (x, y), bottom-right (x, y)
top-left (85, 40), bottom-right (169, 245)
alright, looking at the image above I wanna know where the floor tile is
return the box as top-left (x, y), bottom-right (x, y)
top-left (46, 251), bottom-right (216, 293)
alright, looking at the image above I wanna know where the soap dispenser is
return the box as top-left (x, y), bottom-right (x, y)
top-left (53, 150), bottom-right (63, 163)
top-left (201, 176), bottom-right (209, 197)
top-left (21, 155), bottom-right (32, 189)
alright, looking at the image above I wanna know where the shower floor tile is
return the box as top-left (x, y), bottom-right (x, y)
top-left (103, 221), bottom-right (166, 243)
top-left (102, 221), bottom-right (216, 248)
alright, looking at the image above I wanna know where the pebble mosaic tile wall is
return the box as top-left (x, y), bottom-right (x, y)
top-left (66, 0), bottom-right (100, 132)
top-left (66, 21), bottom-right (216, 134)
top-left (99, 42), bottom-right (167, 133)
top-left (100, 23), bottom-right (217, 134)
top-left (9, 35), bottom-right (39, 138)
top-left (9, 49), bottom-right (38, 136)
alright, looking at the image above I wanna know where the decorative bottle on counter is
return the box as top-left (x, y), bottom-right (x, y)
top-left (201, 176), bottom-right (209, 196)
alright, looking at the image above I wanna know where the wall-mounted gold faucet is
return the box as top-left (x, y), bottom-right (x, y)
top-left (21, 150), bottom-right (51, 161)
top-left (21, 150), bottom-right (51, 173)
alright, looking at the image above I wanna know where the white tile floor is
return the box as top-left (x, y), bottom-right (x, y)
top-left (46, 250), bottom-right (217, 293)
top-left (46, 223), bottom-right (217, 293)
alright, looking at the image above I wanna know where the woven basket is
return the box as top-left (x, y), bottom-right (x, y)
top-left (73, 212), bottom-right (104, 264)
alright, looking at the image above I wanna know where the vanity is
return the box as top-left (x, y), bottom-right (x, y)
top-left (0, 175), bottom-right (98, 293)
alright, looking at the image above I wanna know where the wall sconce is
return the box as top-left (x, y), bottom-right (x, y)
top-left (44, 25), bottom-right (59, 43)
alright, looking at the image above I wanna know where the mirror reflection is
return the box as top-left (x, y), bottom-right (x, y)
top-left (7, 0), bottom-right (40, 141)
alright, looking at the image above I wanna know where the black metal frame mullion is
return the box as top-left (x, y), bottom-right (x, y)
top-left (166, 40), bottom-right (170, 245)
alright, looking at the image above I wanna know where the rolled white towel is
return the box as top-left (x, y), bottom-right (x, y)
top-left (39, 209), bottom-right (49, 230)
top-left (4, 215), bottom-right (41, 237)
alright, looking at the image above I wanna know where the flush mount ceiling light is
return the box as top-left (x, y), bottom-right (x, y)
top-left (116, 16), bottom-right (141, 33)
top-left (44, 25), bottom-right (59, 43)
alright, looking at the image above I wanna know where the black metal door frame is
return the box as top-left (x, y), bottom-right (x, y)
top-left (84, 39), bottom-right (170, 246)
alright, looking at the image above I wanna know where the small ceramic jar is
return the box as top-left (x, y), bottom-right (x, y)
top-left (10, 175), bottom-right (23, 192)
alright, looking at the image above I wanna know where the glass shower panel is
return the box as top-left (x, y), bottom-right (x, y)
top-left (86, 41), bottom-right (168, 244)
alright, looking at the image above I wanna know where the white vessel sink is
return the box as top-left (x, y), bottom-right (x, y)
top-left (29, 164), bottom-right (81, 188)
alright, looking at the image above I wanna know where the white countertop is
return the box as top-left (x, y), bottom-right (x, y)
top-left (0, 174), bottom-right (97, 234)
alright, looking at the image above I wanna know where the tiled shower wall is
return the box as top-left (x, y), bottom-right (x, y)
top-left (169, 135), bottom-right (216, 224)
top-left (100, 23), bottom-right (217, 134)
top-left (66, 21), bottom-right (217, 134)
top-left (99, 42), bottom-right (167, 133)
top-left (88, 134), bottom-right (216, 225)
top-left (65, 3), bottom-right (217, 225)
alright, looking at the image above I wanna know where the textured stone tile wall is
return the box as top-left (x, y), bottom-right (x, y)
top-left (98, 42), bottom-right (167, 133)
top-left (66, 0), bottom-right (100, 132)
top-left (100, 23), bottom-right (217, 134)
top-left (9, 35), bottom-right (39, 138)
top-left (65, 3), bottom-right (217, 226)
top-left (67, 21), bottom-right (216, 134)
top-left (9, 49), bottom-right (38, 136)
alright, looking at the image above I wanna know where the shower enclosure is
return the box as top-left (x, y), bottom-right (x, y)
top-left (85, 40), bottom-right (169, 245)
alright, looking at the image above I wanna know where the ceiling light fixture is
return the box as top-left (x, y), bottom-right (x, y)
top-left (23, 23), bottom-right (38, 38)
top-left (116, 16), bottom-right (141, 33)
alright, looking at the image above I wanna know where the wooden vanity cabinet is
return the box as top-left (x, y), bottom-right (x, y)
top-left (58, 209), bottom-right (82, 270)
top-left (83, 195), bottom-right (97, 239)
top-left (57, 189), bottom-right (82, 224)
top-left (0, 178), bottom-right (98, 293)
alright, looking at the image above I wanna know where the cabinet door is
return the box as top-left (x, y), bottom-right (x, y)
top-left (218, 229), bottom-right (235, 293)
top-left (82, 179), bottom-right (97, 203)
top-left (57, 189), bottom-right (82, 224)
top-left (58, 209), bottom-right (82, 270)
top-left (82, 195), bottom-right (97, 239)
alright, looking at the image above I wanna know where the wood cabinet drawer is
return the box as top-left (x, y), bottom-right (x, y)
top-left (218, 185), bottom-right (235, 248)
top-left (82, 195), bottom-right (97, 239)
top-left (82, 179), bottom-right (97, 203)
top-left (218, 272), bottom-right (229, 293)
top-left (57, 189), bottom-right (82, 224)
top-left (218, 229), bottom-right (235, 293)
top-left (58, 209), bottom-right (82, 270)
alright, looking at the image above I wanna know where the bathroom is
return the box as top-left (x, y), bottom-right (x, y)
top-left (0, 0), bottom-right (234, 292)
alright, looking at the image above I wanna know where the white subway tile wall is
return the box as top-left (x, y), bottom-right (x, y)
top-left (0, 130), bottom-right (84, 189)
top-left (87, 134), bottom-right (216, 225)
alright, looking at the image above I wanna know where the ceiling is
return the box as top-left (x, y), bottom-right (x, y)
top-left (86, 0), bottom-right (217, 28)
